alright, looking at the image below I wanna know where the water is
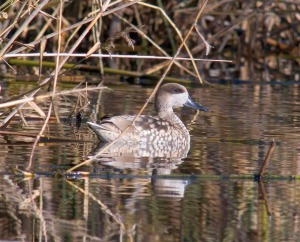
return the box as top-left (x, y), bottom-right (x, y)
top-left (1, 80), bottom-right (300, 241)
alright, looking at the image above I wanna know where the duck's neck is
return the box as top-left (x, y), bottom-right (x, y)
top-left (157, 109), bottom-right (189, 136)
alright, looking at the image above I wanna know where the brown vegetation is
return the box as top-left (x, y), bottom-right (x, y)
top-left (1, 0), bottom-right (299, 82)
top-left (0, 0), bottom-right (297, 166)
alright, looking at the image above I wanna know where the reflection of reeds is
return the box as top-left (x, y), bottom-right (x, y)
top-left (1, 176), bottom-right (124, 241)
top-left (66, 178), bottom-right (124, 227)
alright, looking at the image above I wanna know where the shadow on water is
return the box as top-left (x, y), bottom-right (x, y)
top-left (1, 80), bottom-right (300, 241)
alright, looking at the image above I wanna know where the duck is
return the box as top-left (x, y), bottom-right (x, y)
top-left (87, 83), bottom-right (208, 157)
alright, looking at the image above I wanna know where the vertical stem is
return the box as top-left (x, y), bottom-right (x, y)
top-left (259, 139), bottom-right (276, 177)
top-left (52, 0), bottom-right (64, 94)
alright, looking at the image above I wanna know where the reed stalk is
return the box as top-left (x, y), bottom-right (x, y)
top-left (66, 0), bottom-right (209, 173)
top-left (1, 0), bottom-right (297, 174)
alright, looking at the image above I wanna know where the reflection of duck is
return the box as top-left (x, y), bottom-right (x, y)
top-left (92, 152), bottom-right (189, 198)
top-left (151, 167), bottom-right (190, 198)
top-left (88, 83), bottom-right (208, 158)
top-left (90, 140), bottom-right (188, 159)
top-left (91, 144), bottom-right (184, 168)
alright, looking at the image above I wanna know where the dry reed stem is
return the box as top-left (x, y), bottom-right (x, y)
top-left (66, 0), bottom-right (209, 173)
top-left (132, 5), bottom-right (143, 72)
top-left (0, 0), bottom-right (49, 57)
top-left (0, 1), bottom-right (139, 127)
top-left (138, 1), bottom-right (205, 84)
top-left (8, 1), bottom-right (140, 56)
top-left (52, 0), bottom-right (63, 94)
top-left (133, 0), bottom-right (209, 120)
top-left (192, 0), bottom-right (274, 55)
top-left (18, 109), bottom-right (29, 126)
top-left (0, 86), bottom-right (107, 109)
top-left (66, 179), bottom-right (126, 232)
top-left (258, 139), bottom-right (276, 177)
top-left (156, 0), bottom-right (176, 53)
top-left (51, 97), bottom-right (60, 125)
top-left (39, 37), bottom-right (47, 82)
top-left (85, 42), bottom-right (101, 58)
top-left (62, 21), bottom-right (81, 52)
top-left (0, 37), bottom-right (35, 49)
top-left (4, 52), bottom-right (232, 62)
top-left (91, 0), bottom-right (104, 75)
top-left (68, 95), bottom-right (81, 119)
top-left (194, 23), bottom-right (213, 56)
top-left (27, 102), bottom-right (53, 170)
top-left (114, 12), bottom-right (197, 77)
top-left (0, 0), bottom-right (28, 40)
top-left (173, 0), bottom-right (232, 16)
top-left (27, 100), bottom-right (46, 119)
top-left (1, 58), bottom-right (14, 72)
top-left (67, 83), bottom-right (90, 118)
top-left (3, 82), bottom-right (48, 104)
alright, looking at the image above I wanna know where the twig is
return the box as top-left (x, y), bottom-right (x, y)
top-left (27, 102), bottom-right (53, 170)
top-left (258, 139), bottom-right (276, 177)
top-left (194, 24), bottom-right (213, 56)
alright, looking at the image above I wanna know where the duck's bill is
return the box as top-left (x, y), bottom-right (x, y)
top-left (184, 96), bottom-right (209, 112)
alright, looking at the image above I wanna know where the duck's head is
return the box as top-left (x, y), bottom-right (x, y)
top-left (154, 83), bottom-right (208, 114)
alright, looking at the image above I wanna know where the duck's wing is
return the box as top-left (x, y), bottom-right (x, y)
top-left (87, 115), bottom-right (135, 142)
top-left (99, 115), bottom-right (164, 131)
top-left (111, 115), bottom-right (175, 133)
top-left (88, 115), bottom-right (168, 142)
top-left (103, 115), bottom-right (134, 131)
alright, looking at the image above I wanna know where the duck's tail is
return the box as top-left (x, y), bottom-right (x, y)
top-left (87, 121), bottom-right (119, 142)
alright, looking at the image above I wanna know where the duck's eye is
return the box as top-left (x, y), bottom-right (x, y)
top-left (174, 88), bottom-right (183, 93)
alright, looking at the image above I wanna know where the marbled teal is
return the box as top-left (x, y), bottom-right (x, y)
top-left (87, 83), bottom-right (208, 158)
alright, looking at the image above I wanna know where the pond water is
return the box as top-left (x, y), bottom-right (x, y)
top-left (1, 80), bottom-right (300, 241)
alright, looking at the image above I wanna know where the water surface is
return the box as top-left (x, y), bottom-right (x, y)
top-left (1, 80), bottom-right (300, 241)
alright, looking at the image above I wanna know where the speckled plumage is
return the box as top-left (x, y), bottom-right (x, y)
top-left (87, 83), bottom-right (208, 158)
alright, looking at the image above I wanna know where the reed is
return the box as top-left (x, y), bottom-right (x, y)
top-left (0, 0), bottom-right (298, 172)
